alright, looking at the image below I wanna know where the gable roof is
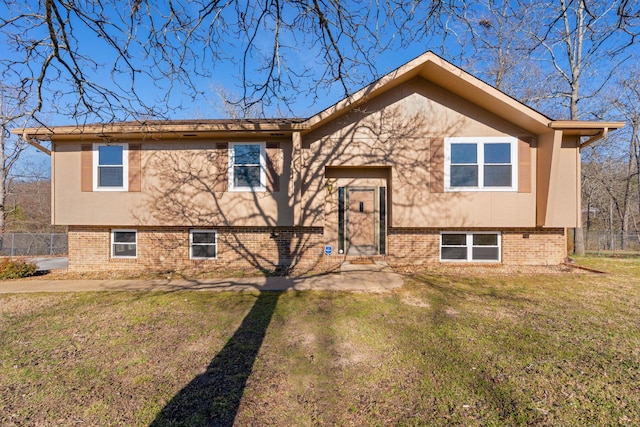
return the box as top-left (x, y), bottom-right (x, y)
top-left (14, 51), bottom-right (623, 150)
top-left (301, 51), bottom-right (621, 137)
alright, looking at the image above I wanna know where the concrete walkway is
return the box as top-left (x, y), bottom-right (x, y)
top-left (0, 261), bottom-right (404, 293)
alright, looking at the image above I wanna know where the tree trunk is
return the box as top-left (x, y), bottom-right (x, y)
top-left (585, 190), bottom-right (591, 249)
top-left (574, 224), bottom-right (585, 255)
top-left (610, 198), bottom-right (615, 250)
top-left (569, 0), bottom-right (586, 256)
top-left (0, 124), bottom-right (5, 232)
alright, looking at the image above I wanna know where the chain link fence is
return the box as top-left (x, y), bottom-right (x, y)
top-left (583, 231), bottom-right (640, 254)
top-left (0, 233), bottom-right (68, 256)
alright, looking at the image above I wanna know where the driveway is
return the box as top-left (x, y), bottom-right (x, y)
top-left (29, 257), bottom-right (69, 271)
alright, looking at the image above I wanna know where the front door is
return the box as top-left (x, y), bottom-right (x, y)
top-left (347, 188), bottom-right (376, 255)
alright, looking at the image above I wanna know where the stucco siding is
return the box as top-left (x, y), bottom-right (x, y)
top-left (301, 78), bottom-right (538, 229)
top-left (53, 139), bottom-right (294, 227)
top-left (536, 132), bottom-right (579, 227)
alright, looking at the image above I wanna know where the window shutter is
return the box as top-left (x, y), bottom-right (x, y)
top-left (128, 144), bottom-right (141, 192)
top-left (266, 142), bottom-right (281, 192)
top-left (430, 137), bottom-right (444, 193)
top-left (81, 144), bottom-right (93, 192)
top-left (518, 137), bottom-right (533, 193)
top-left (214, 143), bottom-right (228, 192)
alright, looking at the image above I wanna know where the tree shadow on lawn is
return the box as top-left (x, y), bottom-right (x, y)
top-left (407, 272), bottom-right (535, 304)
top-left (150, 290), bottom-right (281, 427)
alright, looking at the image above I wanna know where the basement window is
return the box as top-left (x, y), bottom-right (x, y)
top-left (112, 230), bottom-right (137, 258)
top-left (190, 230), bottom-right (217, 259)
top-left (440, 232), bottom-right (501, 262)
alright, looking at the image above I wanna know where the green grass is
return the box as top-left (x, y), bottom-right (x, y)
top-left (1, 258), bottom-right (639, 426)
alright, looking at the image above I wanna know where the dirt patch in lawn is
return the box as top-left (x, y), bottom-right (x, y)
top-left (0, 294), bottom-right (70, 326)
top-left (401, 293), bottom-right (431, 308)
top-left (392, 263), bottom-right (584, 276)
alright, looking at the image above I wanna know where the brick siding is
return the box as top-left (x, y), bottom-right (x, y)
top-left (501, 228), bottom-right (567, 265)
top-left (68, 226), bottom-right (567, 274)
top-left (386, 227), bottom-right (566, 266)
top-left (68, 226), bottom-right (325, 274)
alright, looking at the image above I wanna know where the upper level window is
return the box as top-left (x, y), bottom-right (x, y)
top-left (94, 143), bottom-right (128, 191)
top-left (229, 142), bottom-right (265, 191)
top-left (445, 137), bottom-right (517, 191)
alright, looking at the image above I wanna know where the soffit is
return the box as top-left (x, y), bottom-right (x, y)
top-left (549, 121), bottom-right (625, 136)
top-left (12, 118), bottom-right (306, 141)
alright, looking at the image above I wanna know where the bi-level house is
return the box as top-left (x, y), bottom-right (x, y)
top-left (15, 52), bottom-right (623, 274)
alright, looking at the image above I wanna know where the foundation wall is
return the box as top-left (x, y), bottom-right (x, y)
top-left (385, 227), bottom-right (567, 266)
top-left (68, 226), bottom-right (325, 274)
top-left (68, 226), bottom-right (567, 274)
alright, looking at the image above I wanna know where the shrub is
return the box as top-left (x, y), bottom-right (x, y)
top-left (0, 258), bottom-right (38, 279)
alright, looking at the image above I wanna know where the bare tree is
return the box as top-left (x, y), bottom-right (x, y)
top-left (583, 142), bottom-right (636, 249)
top-left (0, 85), bottom-right (30, 231)
top-left (582, 71), bottom-right (640, 249)
top-left (524, 0), bottom-right (639, 254)
top-left (614, 74), bottom-right (640, 229)
top-left (3, 158), bottom-right (59, 232)
top-left (0, 1), bottom-right (458, 123)
top-left (519, 0), bottom-right (639, 115)
top-left (446, 0), bottom-right (638, 254)
top-left (453, 1), bottom-right (529, 91)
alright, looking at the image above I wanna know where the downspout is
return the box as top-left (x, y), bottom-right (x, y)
top-left (576, 137), bottom-right (582, 231)
top-left (579, 128), bottom-right (608, 149)
top-left (22, 133), bottom-right (52, 155)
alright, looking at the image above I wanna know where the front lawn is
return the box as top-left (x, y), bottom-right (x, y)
top-left (1, 257), bottom-right (639, 426)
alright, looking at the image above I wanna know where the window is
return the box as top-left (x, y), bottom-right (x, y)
top-left (229, 142), bottom-right (265, 191)
top-left (190, 230), bottom-right (217, 259)
top-left (112, 230), bottom-right (137, 258)
top-left (445, 137), bottom-right (517, 191)
top-left (440, 232), bottom-right (501, 262)
top-left (94, 143), bottom-right (128, 191)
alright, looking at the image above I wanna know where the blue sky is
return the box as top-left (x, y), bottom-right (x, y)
top-left (2, 1), bottom-right (639, 176)
top-left (1, 1), bottom-right (463, 125)
top-left (2, 1), bottom-right (637, 125)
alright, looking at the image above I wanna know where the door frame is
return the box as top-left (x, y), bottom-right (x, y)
top-left (338, 186), bottom-right (387, 255)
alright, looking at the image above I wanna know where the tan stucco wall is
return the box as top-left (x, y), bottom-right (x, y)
top-left (51, 76), bottom-right (580, 232)
top-left (53, 139), bottom-right (294, 227)
top-left (301, 78), bottom-right (538, 229)
top-left (536, 132), bottom-right (579, 227)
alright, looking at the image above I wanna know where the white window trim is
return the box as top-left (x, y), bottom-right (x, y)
top-left (444, 137), bottom-right (517, 192)
top-left (189, 229), bottom-right (218, 260)
top-left (440, 232), bottom-right (501, 263)
top-left (111, 229), bottom-right (137, 259)
top-left (228, 142), bottom-right (266, 192)
top-left (93, 143), bottom-right (129, 191)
